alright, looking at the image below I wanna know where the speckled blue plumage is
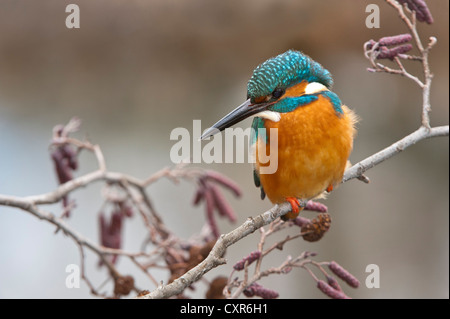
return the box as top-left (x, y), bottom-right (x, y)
top-left (321, 91), bottom-right (343, 114)
top-left (269, 95), bottom-right (319, 113)
top-left (247, 50), bottom-right (333, 100)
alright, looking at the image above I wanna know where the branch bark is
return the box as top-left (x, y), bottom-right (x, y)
top-left (343, 125), bottom-right (449, 183)
top-left (139, 202), bottom-right (293, 299)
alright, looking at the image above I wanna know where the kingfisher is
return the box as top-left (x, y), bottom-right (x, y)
top-left (200, 50), bottom-right (357, 220)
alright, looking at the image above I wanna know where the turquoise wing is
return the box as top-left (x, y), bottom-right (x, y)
top-left (251, 117), bottom-right (266, 200)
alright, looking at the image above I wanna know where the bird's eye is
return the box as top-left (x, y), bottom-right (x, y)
top-left (272, 88), bottom-right (285, 99)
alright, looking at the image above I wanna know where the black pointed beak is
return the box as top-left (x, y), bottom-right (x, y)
top-left (200, 98), bottom-right (271, 140)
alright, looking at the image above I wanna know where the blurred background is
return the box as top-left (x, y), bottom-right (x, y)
top-left (0, 0), bottom-right (448, 298)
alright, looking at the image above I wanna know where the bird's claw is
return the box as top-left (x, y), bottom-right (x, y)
top-left (282, 197), bottom-right (303, 220)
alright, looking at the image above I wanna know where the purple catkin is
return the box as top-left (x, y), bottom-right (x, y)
top-left (243, 288), bottom-right (255, 297)
top-left (328, 261), bottom-right (360, 288)
top-left (60, 144), bottom-right (78, 170)
top-left (304, 200), bottom-right (328, 212)
top-left (366, 34), bottom-right (413, 61)
top-left (204, 190), bottom-right (220, 238)
top-left (204, 171), bottom-right (242, 197)
top-left (51, 145), bottom-right (79, 214)
top-left (398, 0), bottom-right (433, 24)
top-left (317, 280), bottom-right (349, 299)
top-left (378, 33), bottom-right (412, 47)
top-left (243, 283), bottom-right (279, 299)
top-left (99, 213), bottom-right (107, 243)
top-left (99, 211), bottom-right (123, 265)
top-left (192, 187), bottom-right (205, 206)
top-left (50, 124), bottom-right (79, 218)
top-left (364, 39), bottom-right (377, 50)
top-left (110, 210), bottom-right (123, 234)
top-left (233, 251), bottom-right (261, 270)
top-left (209, 184), bottom-right (237, 223)
top-left (377, 44), bottom-right (413, 60)
top-left (124, 206), bottom-right (133, 218)
top-left (292, 216), bottom-right (311, 228)
top-left (51, 144), bottom-right (79, 184)
top-left (399, 0), bottom-right (422, 19)
top-left (99, 211), bottom-right (123, 249)
top-left (120, 203), bottom-right (134, 218)
top-left (413, 0), bottom-right (434, 24)
top-left (51, 148), bottom-right (76, 215)
top-left (51, 150), bottom-right (73, 184)
top-left (327, 276), bottom-right (343, 292)
top-left (390, 44), bottom-right (414, 55)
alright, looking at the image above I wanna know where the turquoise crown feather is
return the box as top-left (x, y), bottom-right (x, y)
top-left (247, 50), bottom-right (333, 100)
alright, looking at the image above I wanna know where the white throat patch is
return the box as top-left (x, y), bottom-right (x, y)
top-left (304, 82), bottom-right (328, 94)
top-left (254, 110), bottom-right (281, 122)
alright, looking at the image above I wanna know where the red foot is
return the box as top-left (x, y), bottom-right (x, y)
top-left (326, 184), bottom-right (333, 193)
top-left (286, 197), bottom-right (301, 214)
top-left (283, 197), bottom-right (303, 220)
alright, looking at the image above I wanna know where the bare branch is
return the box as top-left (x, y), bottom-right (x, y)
top-left (343, 125), bottom-right (449, 183)
top-left (139, 202), bottom-right (294, 299)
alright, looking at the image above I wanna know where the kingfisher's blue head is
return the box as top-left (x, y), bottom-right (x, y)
top-left (200, 50), bottom-right (335, 139)
top-left (247, 50), bottom-right (333, 102)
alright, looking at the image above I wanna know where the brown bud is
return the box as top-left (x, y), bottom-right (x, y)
top-left (199, 240), bottom-right (216, 259)
top-left (114, 275), bottom-right (134, 296)
top-left (186, 240), bottom-right (216, 271)
top-left (137, 290), bottom-right (150, 297)
top-left (205, 276), bottom-right (228, 299)
top-left (301, 213), bottom-right (332, 242)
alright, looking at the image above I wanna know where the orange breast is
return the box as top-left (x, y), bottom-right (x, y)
top-left (256, 95), bottom-right (357, 204)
